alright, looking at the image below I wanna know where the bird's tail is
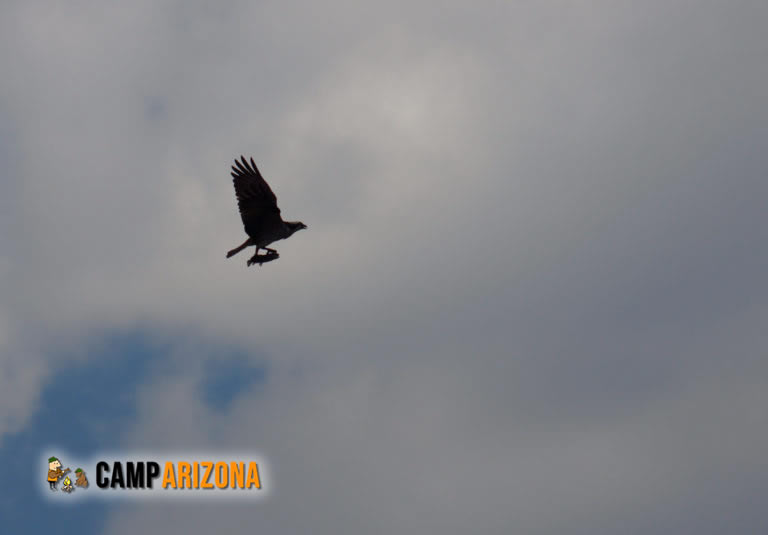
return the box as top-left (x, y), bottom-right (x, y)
top-left (226, 239), bottom-right (251, 258)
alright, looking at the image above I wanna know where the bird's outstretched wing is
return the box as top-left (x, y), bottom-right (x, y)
top-left (231, 156), bottom-right (281, 234)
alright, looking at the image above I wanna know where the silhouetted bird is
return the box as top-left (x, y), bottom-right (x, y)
top-left (226, 156), bottom-right (307, 266)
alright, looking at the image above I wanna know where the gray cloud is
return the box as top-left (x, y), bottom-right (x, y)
top-left (1, 0), bottom-right (768, 533)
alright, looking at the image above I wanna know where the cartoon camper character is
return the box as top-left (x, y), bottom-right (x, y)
top-left (47, 457), bottom-right (70, 491)
top-left (75, 468), bottom-right (89, 488)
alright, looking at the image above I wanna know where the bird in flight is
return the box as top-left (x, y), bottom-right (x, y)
top-left (226, 156), bottom-right (307, 266)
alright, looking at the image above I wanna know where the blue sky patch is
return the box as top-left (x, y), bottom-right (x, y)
top-left (0, 332), bottom-right (163, 534)
top-left (199, 354), bottom-right (269, 412)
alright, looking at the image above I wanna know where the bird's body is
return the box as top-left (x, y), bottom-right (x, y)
top-left (226, 156), bottom-right (306, 266)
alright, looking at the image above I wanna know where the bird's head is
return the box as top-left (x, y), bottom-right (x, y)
top-left (286, 221), bottom-right (308, 236)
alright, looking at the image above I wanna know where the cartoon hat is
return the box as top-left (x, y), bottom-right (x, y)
top-left (75, 468), bottom-right (83, 473)
top-left (48, 457), bottom-right (59, 463)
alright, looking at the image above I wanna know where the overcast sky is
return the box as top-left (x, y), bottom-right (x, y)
top-left (2, 1), bottom-right (768, 533)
